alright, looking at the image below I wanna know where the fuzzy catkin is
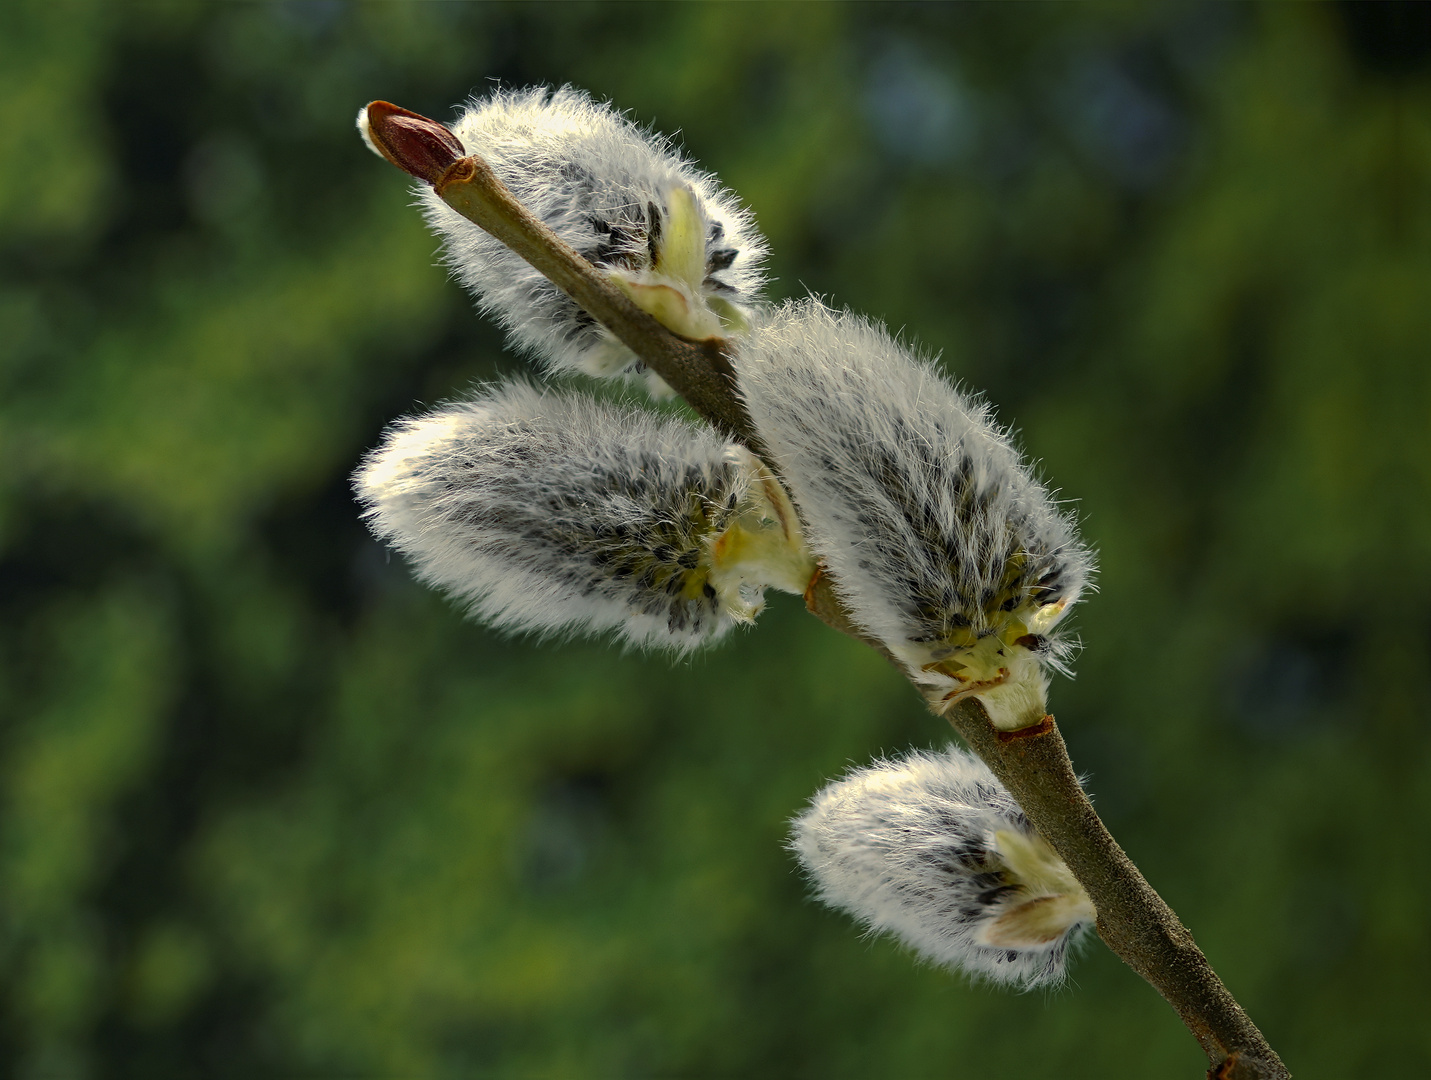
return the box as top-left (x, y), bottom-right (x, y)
top-left (734, 300), bottom-right (1094, 725)
top-left (412, 86), bottom-right (767, 389)
top-left (790, 745), bottom-right (1093, 988)
top-left (354, 380), bottom-right (794, 651)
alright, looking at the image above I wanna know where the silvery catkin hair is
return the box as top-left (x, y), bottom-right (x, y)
top-left (388, 86), bottom-right (767, 390)
top-left (353, 380), bottom-right (811, 651)
top-left (734, 299), bottom-right (1095, 729)
top-left (790, 745), bottom-right (1093, 989)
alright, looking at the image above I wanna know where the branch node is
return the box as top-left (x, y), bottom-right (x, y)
top-left (434, 156), bottom-right (478, 196)
top-left (995, 715), bottom-right (1056, 742)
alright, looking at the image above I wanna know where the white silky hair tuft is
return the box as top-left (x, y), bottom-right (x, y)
top-left (733, 300), bottom-right (1095, 712)
top-left (353, 380), bottom-right (771, 651)
top-left (790, 745), bottom-right (1093, 988)
top-left (418, 86), bottom-right (768, 389)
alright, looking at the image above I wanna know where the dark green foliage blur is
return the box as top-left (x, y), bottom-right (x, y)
top-left (2, 2), bottom-right (1427, 1076)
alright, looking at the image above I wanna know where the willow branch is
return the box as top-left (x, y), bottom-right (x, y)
top-left (362, 100), bottom-right (1289, 1080)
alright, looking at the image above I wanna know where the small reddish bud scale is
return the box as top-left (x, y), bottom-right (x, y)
top-left (995, 715), bottom-right (1055, 742)
top-left (802, 563), bottom-right (827, 611)
top-left (362, 101), bottom-right (465, 184)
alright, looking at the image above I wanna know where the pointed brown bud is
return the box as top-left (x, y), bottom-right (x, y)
top-left (358, 101), bottom-right (465, 185)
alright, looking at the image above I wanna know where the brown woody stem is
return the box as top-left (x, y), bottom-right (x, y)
top-left (435, 158), bottom-right (758, 451)
top-left (942, 700), bottom-right (1288, 1080)
top-left (364, 100), bottom-right (1289, 1080)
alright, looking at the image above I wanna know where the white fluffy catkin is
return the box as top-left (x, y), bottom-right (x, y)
top-left (734, 300), bottom-right (1095, 729)
top-left (353, 380), bottom-right (811, 651)
top-left (393, 86), bottom-right (767, 391)
top-left (790, 745), bottom-right (1093, 988)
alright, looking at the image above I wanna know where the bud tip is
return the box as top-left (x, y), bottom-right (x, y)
top-left (358, 100), bottom-right (465, 185)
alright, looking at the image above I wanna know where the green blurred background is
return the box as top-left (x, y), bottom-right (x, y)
top-left (2, 2), bottom-right (1428, 1076)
